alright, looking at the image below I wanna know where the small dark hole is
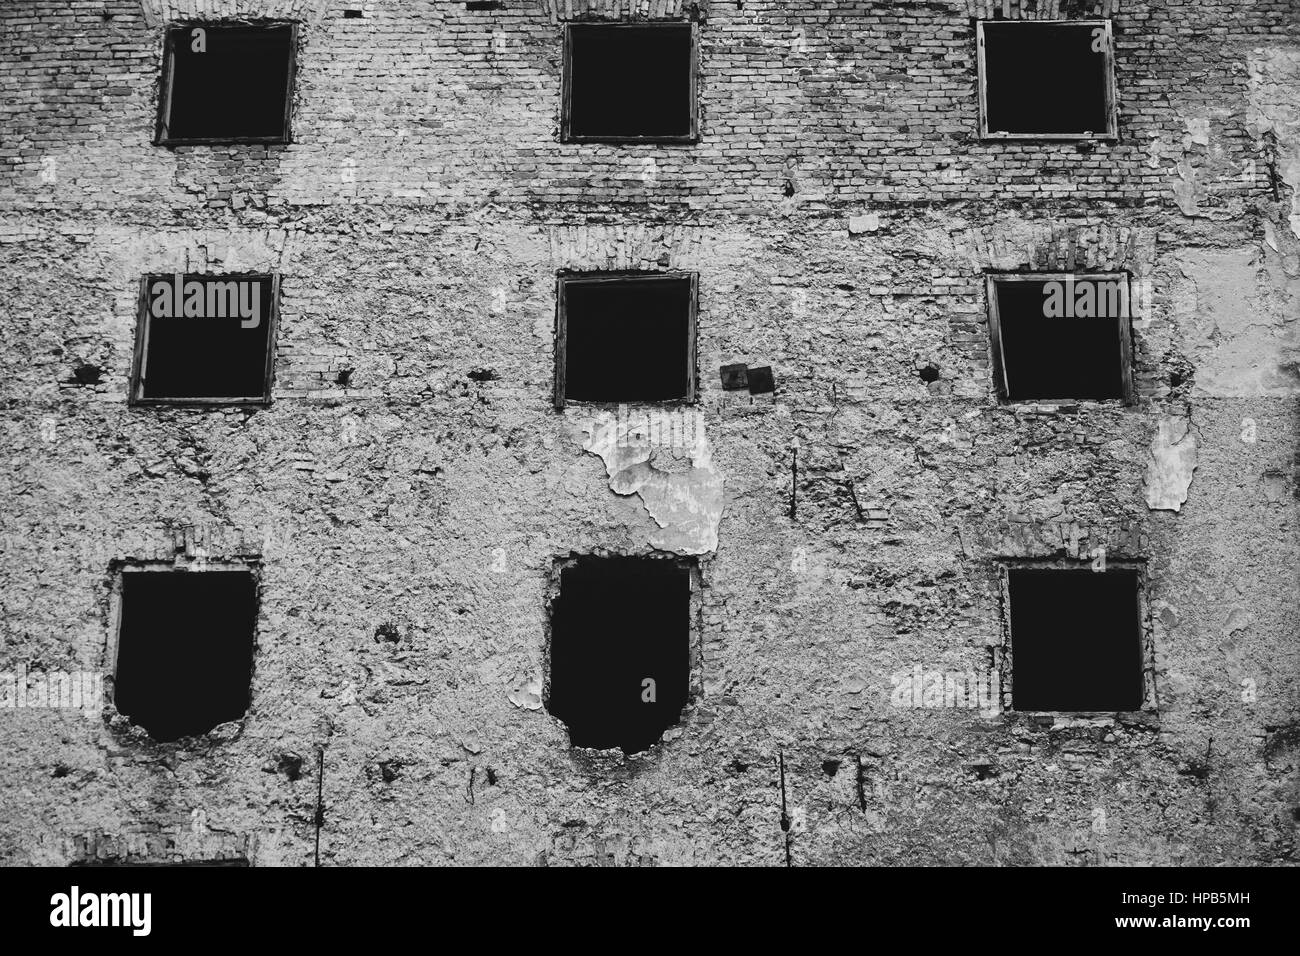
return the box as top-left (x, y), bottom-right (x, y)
top-left (468, 368), bottom-right (496, 382)
top-left (379, 759), bottom-right (402, 783)
top-left (466, 1), bottom-right (504, 8)
top-left (821, 759), bottom-right (841, 777)
top-left (486, 768), bottom-right (498, 785)
top-left (782, 180), bottom-right (796, 197)
top-left (335, 367), bottom-right (354, 386)
top-left (276, 753), bottom-right (303, 781)
top-left (746, 365), bottom-right (775, 395)
top-left (343, 9), bottom-right (364, 18)
top-left (72, 364), bottom-right (102, 385)
top-left (919, 365), bottom-right (940, 383)
top-left (373, 622), bottom-right (401, 643)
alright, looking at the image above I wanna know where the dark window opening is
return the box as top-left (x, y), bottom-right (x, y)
top-left (563, 23), bottom-right (697, 142)
top-left (556, 273), bottom-right (696, 406)
top-left (114, 570), bottom-right (258, 742)
top-left (978, 21), bottom-right (1115, 138)
top-left (987, 275), bottom-right (1132, 402)
top-left (1007, 568), bottom-right (1143, 712)
top-left (132, 273), bottom-right (277, 404)
top-left (157, 23), bottom-right (296, 144)
top-left (547, 557), bottom-right (691, 754)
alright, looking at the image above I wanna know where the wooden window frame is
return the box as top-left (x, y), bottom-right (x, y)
top-left (985, 271), bottom-right (1135, 405)
top-left (130, 273), bottom-right (280, 407)
top-left (976, 19), bottom-right (1118, 142)
top-left (155, 21), bottom-right (298, 147)
top-left (560, 21), bottom-right (700, 145)
top-left (553, 270), bottom-right (699, 410)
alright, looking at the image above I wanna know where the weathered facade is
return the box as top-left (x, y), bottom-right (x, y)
top-left (1, 0), bottom-right (1297, 866)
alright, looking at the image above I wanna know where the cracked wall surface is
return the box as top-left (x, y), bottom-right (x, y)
top-left (0, 0), bottom-right (1298, 866)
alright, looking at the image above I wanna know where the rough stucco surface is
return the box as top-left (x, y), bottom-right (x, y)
top-left (0, 0), bottom-right (1298, 866)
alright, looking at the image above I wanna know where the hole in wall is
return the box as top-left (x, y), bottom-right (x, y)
top-left (989, 276), bottom-right (1129, 401)
top-left (565, 23), bottom-right (694, 140)
top-left (114, 569), bottom-right (257, 742)
top-left (981, 21), bottom-right (1112, 137)
top-left (71, 364), bottom-right (102, 385)
top-left (558, 273), bottom-right (694, 405)
top-left (159, 24), bottom-right (296, 143)
top-left (1007, 567), bottom-right (1143, 712)
top-left (547, 556), bottom-right (691, 755)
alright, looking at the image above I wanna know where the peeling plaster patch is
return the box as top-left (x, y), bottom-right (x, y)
top-left (1225, 607), bottom-right (1254, 636)
top-left (1248, 47), bottom-right (1300, 238)
top-left (1144, 415), bottom-right (1199, 512)
top-left (1260, 470), bottom-right (1289, 503)
top-left (1220, 607), bottom-right (1253, 683)
top-left (1172, 157), bottom-right (1203, 217)
top-left (578, 407), bottom-right (724, 555)
top-left (508, 677), bottom-right (542, 710)
top-left (1184, 117), bottom-right (1211, 148)
top-left (1263, 219), bottom-right (1280, 252)
top-left (1171, 247), bottom-right (1300, 396)
top-left (848, 213), bottom-right (880, 235)
top-left (1145, 133), bottom-right (1164, 170)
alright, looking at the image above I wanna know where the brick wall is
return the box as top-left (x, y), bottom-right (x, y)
top-left (1, 0), bottom-right (1297, 865)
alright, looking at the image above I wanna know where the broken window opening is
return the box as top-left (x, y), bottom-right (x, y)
top-left (1004, 566), bottom-right (1146, 713)
top-left (977, 20), bottom-right (1117, 140)
top-left (546, 556), bottom-right (692, 755)
top-left (986, 273), bottom-right (1133, 403)
top-left (112, 568), bottom-right (258, 742)
top-left (131, 273), bottom-right (278, 405)
top-left (156, 22), bottom-right (297, 145)
top-left (562, 22), bottom-right (698, 143)
top-left (555, 272), bottom-right (697, 408)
